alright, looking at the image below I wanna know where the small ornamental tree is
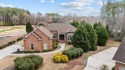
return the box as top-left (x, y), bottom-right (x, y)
top-left (95, 26), bottom-right (109, 46)
top-left (71, 24), bottom-right (91, 52)
top-left (70, 20), bottom-right (79, 28)
top-left (26, 22), bottom-right (33, 33)
top-left (83, 23), bottom-right (97, 51)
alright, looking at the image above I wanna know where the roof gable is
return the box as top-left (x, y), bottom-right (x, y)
top-left (24, 26), bottom-right (53, 39)
top-left (37, 26), bottom-right (53, 39)
top-left (24, 32), bottom-right (41, 40)
top-left (113, 37), bottom-right (125, 63)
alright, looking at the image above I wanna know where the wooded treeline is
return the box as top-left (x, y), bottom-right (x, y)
top-left (0, 7), bottom-right (61, 26)
top-left (0, 7), bottom-right (102, 26)
top-left (101, 0), bottom-right (125, 41)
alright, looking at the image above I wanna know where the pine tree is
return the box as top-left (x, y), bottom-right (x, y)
top-left (83, 23), bottom-right (97, 51)
top-left (71, 24), bottom-right (91, 52)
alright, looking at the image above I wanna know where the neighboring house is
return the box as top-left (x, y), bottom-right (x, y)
top-left (24, 23), bottom-right (76, 51)
top-left (113, 37), bottom-right (125, 70)
top-left (46, 23), bottom-right (76, 44)
top-left (24, 26), bottom-right (53, 51)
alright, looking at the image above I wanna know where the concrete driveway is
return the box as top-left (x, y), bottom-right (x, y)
top-left (0, 45), bottom-right (22, 59)
top-left (84, 47), bottom-right (117, 70)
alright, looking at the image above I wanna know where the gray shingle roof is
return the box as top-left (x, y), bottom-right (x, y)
top-left (113, 37), bottom-right (125, 63)
top-left (38, 26), bottom-right (53, 39)
top-left (46, 23), bottom-right (76, 34)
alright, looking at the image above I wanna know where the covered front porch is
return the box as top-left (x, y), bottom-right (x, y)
top-left (58, 34), bottom-right (66, 43)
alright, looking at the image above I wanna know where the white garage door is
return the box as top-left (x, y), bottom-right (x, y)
top-left (44, 43), bottom-right (48, 50)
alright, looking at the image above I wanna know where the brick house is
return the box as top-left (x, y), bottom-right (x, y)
top-left (24, 26), bottom-right (53, 51)
top-left (24, 24), bottom-right (76, 51)
top-left (113, 37), bottom-right (125, 70)
top-left (46, 23), bottom-right (76, 43)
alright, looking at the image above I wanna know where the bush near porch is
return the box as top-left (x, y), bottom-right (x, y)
top-left (53, 42), bottom-right (58, 49)
top-left (14, 55), bottom-right (43, 70)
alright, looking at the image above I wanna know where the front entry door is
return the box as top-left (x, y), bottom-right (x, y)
top-left (44, 43), bottom-right (47, 50)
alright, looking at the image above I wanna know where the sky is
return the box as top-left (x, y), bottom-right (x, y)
top-left (0, 0), bottom-right (108, 16)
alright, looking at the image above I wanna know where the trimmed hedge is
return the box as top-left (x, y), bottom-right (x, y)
top-left (18, 49), bottom-right (54, 53)
top-left (14, 55), bottom-right (43, 70)
top-left (0, 40), bottom-right (15, 49)
top-left (62, 47), bottom-right (83, 60)
top-left (53, 53), bottom-right (69, 63)
top-left (0, 36), bottom-right (24, 49)
top-left (16, 37), bottom-right (23, 42)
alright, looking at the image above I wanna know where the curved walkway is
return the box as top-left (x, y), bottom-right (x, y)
top-left (0, 43), bottom-right (65, 59)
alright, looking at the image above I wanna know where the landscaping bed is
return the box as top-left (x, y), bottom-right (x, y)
top-left (13, 45), bottom-right (61, 54)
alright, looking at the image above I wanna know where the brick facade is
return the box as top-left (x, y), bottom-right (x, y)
top-left (24, 28), bottom-right (52, 51)
top-left (115, 62), bottom-right (125, 70)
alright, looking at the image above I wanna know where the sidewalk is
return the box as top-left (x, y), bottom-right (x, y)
top-left (84, 47), bottom-right (117, 70)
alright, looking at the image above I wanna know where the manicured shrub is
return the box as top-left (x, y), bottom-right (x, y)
top-left (7, 40), bottom-right (16, 45)
top-left (14, 55), bottom-right (43, 70)
top-left (53, 53), bottom-right (61, 63)
top-left (71, 24), bottom-right (91, 52)
top-left (17, 37), bottom-right (23, 42)
top-left (53, 42), bottom-right (58, 49)
top-left (60, 55), bottom-right (69, 63)
top-left (83, 23), bottom-right (97, 51)
top-left (0, 44), bottom-right (7, 49)
top-left (62, 47), bottom-right (83, 60)
top-left (53, 53), bottom-right (69, 63)
top-left (42, 49), bottom-right (53, 52)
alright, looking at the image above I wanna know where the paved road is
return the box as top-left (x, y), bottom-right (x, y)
top-left (0, 45), bottom-right (23, 59)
